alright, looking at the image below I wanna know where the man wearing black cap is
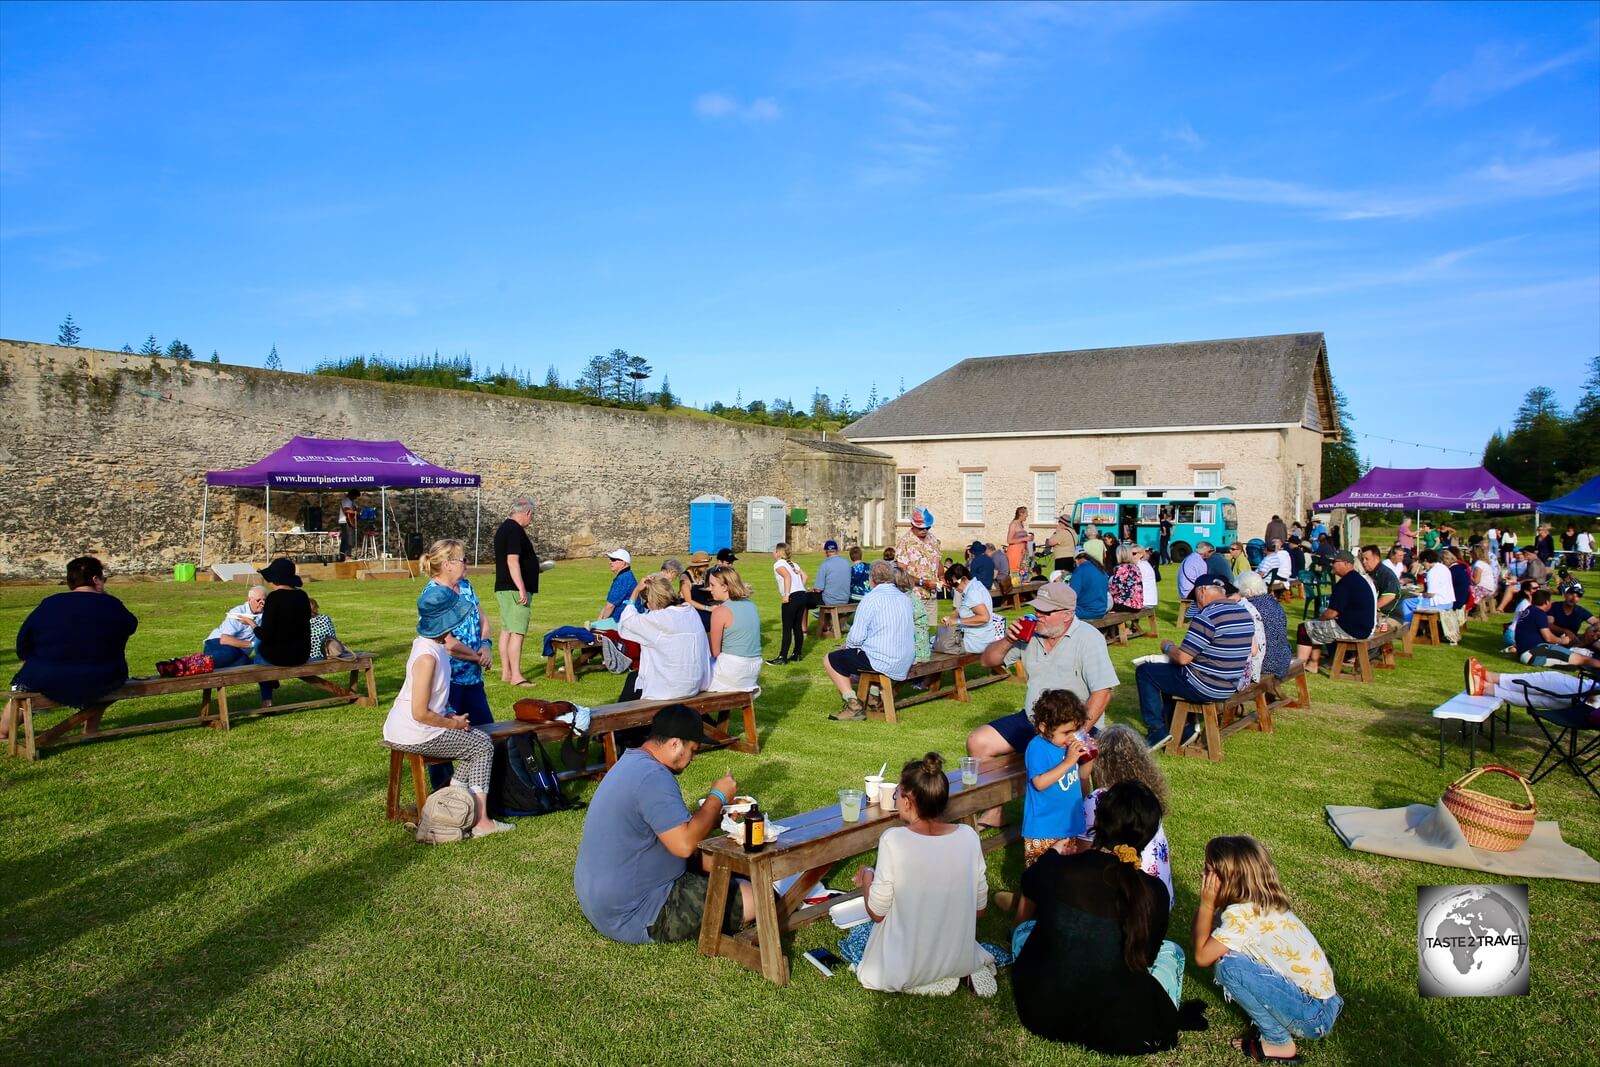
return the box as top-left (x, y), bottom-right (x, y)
top-left (1293, 550), bottom-right (1377, 674)
top-left (966, 540), bottom-right (995, 589)
top-left (1135, 573), bottom-right (1254, 749)
top-left (253, 558), bottom-right (311, 707)
top-left (573, 705), bottom-right (745, 944)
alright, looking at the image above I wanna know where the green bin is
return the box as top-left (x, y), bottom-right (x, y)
top-left (173, 562), bottom-right (196, 583)
top-left (789, 507), bottom-right (808, 525)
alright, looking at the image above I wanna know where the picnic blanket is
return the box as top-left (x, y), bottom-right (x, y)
top-left (1326, 802), bottom-right (1600, 883)
top-left (541, 626), bottom-right (595, 657)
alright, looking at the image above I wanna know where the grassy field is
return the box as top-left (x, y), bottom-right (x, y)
top-left (2, 552), bottom-right (1597, 1067)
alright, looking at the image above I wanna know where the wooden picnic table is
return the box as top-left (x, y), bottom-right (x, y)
top-left (696, 753), bottom-right (1025, 985)
top-left (992, 580), bottom-right (1044, 612)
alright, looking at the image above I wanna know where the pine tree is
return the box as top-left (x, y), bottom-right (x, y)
top-left (625, 354), bottom-right (653, 402)
top-left (1319, 383), bottom-right (1363, 498)
top-left (838, 392), bottom-right (852, 421)
top-left (57, 314), bottom-right (81, 346)
top-left (735, 389), bottom-right (742, 408)
top-left (210, 351), bottom-right (221, 364)
top-left (579, 352), bottom-right (610, 398)
top-left (544, 364), bottom-right (561, 389)
top-left (657, 375), bottom-right (676, 409)
top-left (139, 335), bottom-right (161, 356)
top-left (866, 382), bottom-right (880, 409)
top-left (606, 349), bottom-right (632, 400)
top-left (265, 344), bottom-right (283, 371)
top-left (120, 343), bottom-right (134, 354)
top-left (165, 339), bottom-right (194, 360)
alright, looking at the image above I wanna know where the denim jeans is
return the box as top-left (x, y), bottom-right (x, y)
top-left (202, 639), bottom-right (252, 670)
top-left (1134, 661), bottom-right (1212, 745)
top-left (1012, 923), bottom-right (1183, 1007)
top-left (429, 680), bottom-right (493, 789)
top-left (1215, 951), bottom-right (1342, 1046)
top-left (1397, 596), bottom-right (1438, 625)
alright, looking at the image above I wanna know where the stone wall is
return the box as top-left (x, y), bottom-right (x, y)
top-left (0, 340), bottom-right (894, 577)
top-left (866, 425), bottom-right (1326, 548)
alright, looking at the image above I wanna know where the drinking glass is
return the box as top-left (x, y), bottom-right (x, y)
top-left (838, 788), bottom-right (865, 823)
top-left (958, 756), bottom-right (979, 785)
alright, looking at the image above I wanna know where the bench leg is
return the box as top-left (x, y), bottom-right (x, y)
top-left (603, 731), bottom-right (620, 768)
top-left (740, 700), bottom-right (760, 754)
top-left (952, 667), bottom-right (970, 703)
top-left (216, 686), bottom-right (231, 731)
top-left (1202, 705), bottom-right (1223, 760)
top-left (1166, 703), bottom-right (1190, 757)
top-left (409, 753), bottom-right (429, 817)
top-left (3, 695), bottom-right (19, 757)
top-left (200, 687), bottom-right (213, 725)
top-left (386, 750), bottom-right (404, 819)
top-left (1357, 644), bottom-right (1372, 683)
top-left (1294, 672), bottom-right (1310, 708)
top-left (563, 648), bottom-right (577, 684)
top-left (881, 684), bottom-right (899, 726)
top-left (1254, 692), bottom-right (1274, 733)
top-left (748, 857), bottom-right (789, 985)
top-left (1328, 646), bottom-right (1348, 682)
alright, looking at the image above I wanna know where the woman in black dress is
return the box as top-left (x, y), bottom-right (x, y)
top-left (1010, 781), bottom-right (1193, 1054)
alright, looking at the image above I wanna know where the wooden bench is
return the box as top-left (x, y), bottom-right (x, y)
top-left (1165, 659), bottom-right (1310, 762)
top-left (1328, 625), bottom-right (1399, 682)
top-left (545, 637), bottom-right (602, 683)
top-left (2, 654), bottom-right (379, 761)
top-left (696, 753), bottom-right (1026, 985)
top-left (1088, 606), bottom-right (1158, 646)
top-left (810, 602), bottom-right (857, 639)
top-left (854, 653), bottom-right (1012, 725)
top-left (992, 580), bottom-right (1044, 612)
top-left (1401, 608), bottom-right (1443, 656)
top-left (383, 689), bottom-right (759, 820)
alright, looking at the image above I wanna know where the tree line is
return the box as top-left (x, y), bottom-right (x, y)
top-left (1482, 355), bottom-right (1600, 503)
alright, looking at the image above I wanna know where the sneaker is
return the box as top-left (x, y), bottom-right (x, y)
top-left (830, 698), bottom-right (867, 721)
top-left (766, 656), bottom-right (788, 666)
top-left (1148, 733), bottom-right (1172, 751)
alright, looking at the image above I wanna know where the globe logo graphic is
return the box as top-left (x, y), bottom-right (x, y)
top-left (1418, 887), bottom-right (1529, 996)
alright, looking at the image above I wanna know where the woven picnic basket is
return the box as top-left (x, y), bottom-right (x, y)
top-left (1442, 765), bottom-right (1536, 852)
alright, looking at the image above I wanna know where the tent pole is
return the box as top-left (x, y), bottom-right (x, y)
top-left (265, 486), bottom-right (272, 563)
top-left (382, 487), bottom-right (389, 563)
top-left (474, 487), bottom-right (482, 565)
top-left (200, 483), bottom-right (210, 568)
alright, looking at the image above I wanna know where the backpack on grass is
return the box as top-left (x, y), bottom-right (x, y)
top-left (415, 784), bottom-right (475, 844)
top-left (490, 733), bottom-right (579, 818)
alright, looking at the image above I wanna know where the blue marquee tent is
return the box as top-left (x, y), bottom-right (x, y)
top-left (1540, 475), bottom-right (1600, 517)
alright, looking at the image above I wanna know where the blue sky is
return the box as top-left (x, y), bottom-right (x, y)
top-left (2, 1), bottom-right (1596, 463)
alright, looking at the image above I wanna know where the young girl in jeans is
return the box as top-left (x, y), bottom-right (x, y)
top-left (1193, 836), bottom-right (1342, 1063)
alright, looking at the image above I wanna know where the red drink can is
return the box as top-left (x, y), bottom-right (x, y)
top-left (1016, 612), bottom-right (1038, 642)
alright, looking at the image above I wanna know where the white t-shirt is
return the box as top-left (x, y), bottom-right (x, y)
top-left (1384, 559), bottom-right (1406, 581)
top-left (1083, 788), bottom-right (1173, 908)
top-left (1471, 560), bottom-right (1496, 591)
top-left (618, 603), bottom-right (712, 700)
top-left (1423, 562), bottom-right (1454, 605)
top-left (772, 559), bottom-right (804, 601)
top-left (858, 825), bottom-right (990, 992)
top-left (382, 637), bottom-right (452, 746)
top-left (1487, 527), bottom-right (1499, 542)
top-left (1258, 550), bottom-right (1293, 581)
top-left (1579, 532), bottom-right (1594, 553)
top-left (339, 495), bottom-right (354, 524)
top-left (1137, 559), bottom-right (1158, 606)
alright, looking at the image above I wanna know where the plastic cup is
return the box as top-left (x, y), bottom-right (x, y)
top-left (959, 756), bottom-right (979, 785)
top-left (1015, 613), bottom-right (1038, 642)
top-left (1076, 730), bottom-right (1099, 765)
top-left (839, 788), bottom-right (865, 823)
top-left (863, 775), bottom-right (884, 804)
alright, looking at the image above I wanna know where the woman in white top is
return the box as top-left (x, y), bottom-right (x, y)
top-left (1398, 549), bottom-right (1455, 625)
top-left (617, 573), bottom-right (712, 700)
top-left (840, 753), bottom-right (998, 996)
top-left (770, 542), bottom-right (811, 664)
top-left (940, 563), bottom-right (998, 654)
top-left (1080, 725), bottom-right (1173, 908)
top-left (1135, 546), bottom-right (1159, 606)
top-left (381, 584), bottom-right (508, 836)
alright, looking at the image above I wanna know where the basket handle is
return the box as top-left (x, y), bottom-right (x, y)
top-left (1452, 764), bottom-right (1536, 809)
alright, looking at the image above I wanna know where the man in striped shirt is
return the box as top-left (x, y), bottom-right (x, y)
top-left (825, 560), bottom-right (914, 720)
top-left (1136, 574), bottom-right (1254, 748)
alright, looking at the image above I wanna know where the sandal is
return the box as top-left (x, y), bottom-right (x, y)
top-left (1234, 1035), bottom-right (1300, 1063)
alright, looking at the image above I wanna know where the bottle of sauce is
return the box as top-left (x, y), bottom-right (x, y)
top-left (744, 800), bottom-right (766, 852)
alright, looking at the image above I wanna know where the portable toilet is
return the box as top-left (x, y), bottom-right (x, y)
top-left (689, 494), bottom-right (733, 554)
top-left (747, 496), bottom-right (787, 553)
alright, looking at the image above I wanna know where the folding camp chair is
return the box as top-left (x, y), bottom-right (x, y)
top-left (1511, 672), bottom-right (1600, 799)
top-left (1298, 568), bottom-right (1327, 619)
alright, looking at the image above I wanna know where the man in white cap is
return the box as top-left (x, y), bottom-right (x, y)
top-left (894, 506), bottom-right (942, 608)
top-left (598, 549), bottom-right (637, 622)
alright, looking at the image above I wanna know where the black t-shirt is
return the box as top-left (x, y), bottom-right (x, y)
top-left (1327, 570), bottom-right (1376, 639)
top-left (1550, 602), bottom-right (1592, 634)
top-left (1287, 546), bottom-right (1306, 575)
top-left (257, 588), bottom-right (311, 667)
top-left (1012, 850), bottom-right (1177, 1054)
top-left (493, 518), bottom-right (540, 594)
top-left (1368, 562), bottom-right (1400, 611)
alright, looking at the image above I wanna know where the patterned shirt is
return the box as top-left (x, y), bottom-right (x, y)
top-left (1214, 904), bottom-right (1338, 1000)
top-left (894, 527), bottom-right (942, 600)
top-left (425, 578), bottom-right (485, 685)
top-left (1178, 599), bottom-right (1254, 698)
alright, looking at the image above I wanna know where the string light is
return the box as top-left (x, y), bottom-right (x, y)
top-left (1352, 431), bottom-right (1477, 457)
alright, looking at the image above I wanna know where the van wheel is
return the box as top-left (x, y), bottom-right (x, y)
top-left (1169, 541), bottom-right (1192, 563)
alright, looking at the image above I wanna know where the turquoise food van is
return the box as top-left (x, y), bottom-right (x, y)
top-left (1072, 486), bottom-right (1239, 561)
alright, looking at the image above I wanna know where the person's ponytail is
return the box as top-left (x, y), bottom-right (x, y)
top-left (1090, 781), bottom-right (1165, 973)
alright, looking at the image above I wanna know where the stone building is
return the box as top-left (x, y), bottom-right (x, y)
top-left (840, 332), bottom-right (1340, 547)
top-left (0, 339), bottom-right (893, 577)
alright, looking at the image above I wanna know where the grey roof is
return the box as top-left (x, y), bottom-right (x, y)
top-left (785, 436), bottom-right (892, 459)
top-left (841, 332), bottom-right (1335, 440)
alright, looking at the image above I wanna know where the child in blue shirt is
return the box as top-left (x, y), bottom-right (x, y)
top-left (849, 547), bottom-right (870, 601)
top-left (1022, 689), bottom-right (1090, 867)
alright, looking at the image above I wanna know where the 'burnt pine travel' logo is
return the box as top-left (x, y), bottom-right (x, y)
top-left (1417, 885), bottom-right (1530, 997)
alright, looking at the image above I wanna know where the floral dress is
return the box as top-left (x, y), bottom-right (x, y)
top-left (1109, 564), bottom-right (1144, 609)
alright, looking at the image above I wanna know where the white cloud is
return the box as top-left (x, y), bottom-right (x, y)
top-left (1429, 35), bottom-right (1599, 108)
top-left (1164, 121), bottom-right (1205, 149)
top-left (693, 92), bottom-right (782, 122)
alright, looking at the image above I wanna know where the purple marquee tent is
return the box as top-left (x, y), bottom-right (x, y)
top-left (1314, 466), bottom-right (1536, 513)
top-left (201, 436), bottom-right (482, 565)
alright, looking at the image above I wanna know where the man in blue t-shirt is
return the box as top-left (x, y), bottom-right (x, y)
top-left (597, 548), bottom-right (638, 622)
top-left (1550, 583), bottom-right (1599, 651)
top-left (967, 539), bottom-right (996, 590)
top-left (1293, 551), bottom-right (1378, 672)
top-left (573, 706), bottom-right (743, 944)
top-left (812, 540), bottom-right (852, 606)
top-left (1135, 574), bottom-right (1253, 748)
top-left (1514, 590), bottom-right (1595, 665)
top-left (1069, 553), bottom-right (1109, 620)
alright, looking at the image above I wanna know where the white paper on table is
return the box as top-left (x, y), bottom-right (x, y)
top-left (720, 814), bottom-right (789, 839)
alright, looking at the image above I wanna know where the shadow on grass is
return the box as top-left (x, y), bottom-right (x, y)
top-left (7, 783), bottom-right (419, 1066)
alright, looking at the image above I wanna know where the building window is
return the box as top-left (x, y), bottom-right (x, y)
top-left (963, 472), bottom-right (984, 523)
top-left (898, 474), bottom-right (917, 522)
top-left (1034, 472), bottom-right (1057, 520)
top-left (1194, 468), bottom-right (1222, 488)
top-left (1111, 469), bottom-right (1137, 487)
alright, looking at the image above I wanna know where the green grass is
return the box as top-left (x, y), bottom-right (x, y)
top-left (2, 554), bottom-right (1597, 1067)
